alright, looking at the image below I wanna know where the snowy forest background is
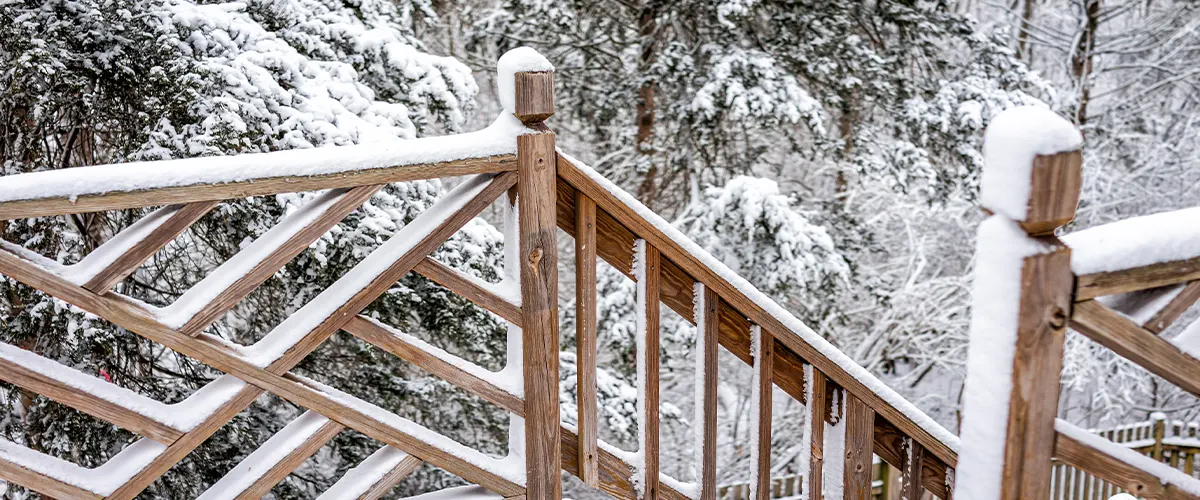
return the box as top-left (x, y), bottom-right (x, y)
top-left (1, 0), bottom-right (1198, 497)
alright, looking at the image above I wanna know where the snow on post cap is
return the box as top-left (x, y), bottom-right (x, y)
top-left (980, 105), bottom-right (1083, 222)
top-left (497, 47), bottom-right (555, 115)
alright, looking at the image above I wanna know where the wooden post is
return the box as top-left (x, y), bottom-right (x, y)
top-left (962, 118), bottom-right (1082, 499)
top-left (515, 69), bottom-right (562, 500)
top-left (642, 242), bottom-right (663, 499)
top-left (752, 327), bottom-right (774, 500)
top-left (1152, 413), bottom-right (1166, 461)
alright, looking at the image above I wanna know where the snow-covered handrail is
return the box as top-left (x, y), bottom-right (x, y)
top-left (0, 118), bottom-right (528, 220)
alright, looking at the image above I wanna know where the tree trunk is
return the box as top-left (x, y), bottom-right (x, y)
top-left (1017, 0), bottom-right (1035, 62)
top-left (1072, 0), bottom-right (1101, 125)
top-left (634, 2), bottom-right (660, 209)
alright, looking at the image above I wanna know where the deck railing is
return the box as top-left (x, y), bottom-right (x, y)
top-left (0, 49), bottom-right (958, 499)
top-left (958, 107), bottom-right (1200, 500)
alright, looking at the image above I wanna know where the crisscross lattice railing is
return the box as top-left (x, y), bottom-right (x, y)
top-left (0, 49), bottom-right (962, 500)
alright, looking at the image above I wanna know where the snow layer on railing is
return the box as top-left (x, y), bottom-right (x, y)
top-left (63, 204), bottom-right (182, 285)
top-left (358, 316), bottom-right (523, 397)
top-left (199, 410), bottom-right (334, 499)
top-left (292, 374), bottom-right (526, 486)
top-left (558, 151), bottom-right (960, 450)
top-left (1056, 419), bottom-right (1200, 495)
top-left (1062, 206), bottom-right (1200, 275)
top-left (243, 173), bottom-right (497, 367)
top-left (0, 342), bottom-right (244, 432)
top-left (317, 446), bottom-right (409, 500)
top-left (0, 437), bottom-right (166, 495)
top-left (157, 187), bottom-right (362, 329)
top-left (0, 114), bottom-right (528, 204)
top-left (1175, 317), bottom-right (1200, 358)
top-left (401, 485), bottom-right (502, 499)
top-left (957, 217), bottom-right (1055, 500)
top-left (979, 105), bottom-right (1083, 222)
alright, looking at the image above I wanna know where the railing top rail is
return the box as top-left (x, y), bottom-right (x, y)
top-left (556, 150), bottom-right (960, 466)
top-left (0, 117), bottom-right (530, 220)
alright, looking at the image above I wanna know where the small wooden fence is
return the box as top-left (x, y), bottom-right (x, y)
top-left (717, 461), bottom-right (890, 499)
top-left (0, 48), bottom-right (959, 499)
top-left (1050, 416), bottom-right (1200, 500)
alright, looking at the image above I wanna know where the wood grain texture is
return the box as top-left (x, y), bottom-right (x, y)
top-left (1144, 281), bottom-right (1200, 333)
top-left (995, 245), bottom-right (1074, 500)
top-left (642, 243), bottom-right (662, 500)
top-left (0, 173), bottom-right (520, 499)
top-left (343, 315), bottom-right (524, 415)
top-left (1076, 256), bottom-right (1200, 301)
top-left (700, 286), bottom-right (720, 500)
top-left (1072, 299), bottom-right (1200, 398)
top-left (0, 356), bottom-right (184, 444)
top-left (514, 72), bottom-right (555, 124)
top-left (1054, 428), bottom-right (1200, 500)
top-left (83, 201), bottom-right (219, 293)
top-left (575, 191), bottom-right (600, 487)
top-left (233, 418), bottom-right (344, 500)
top-left (517, 128), bottom-right (562, 500)
top-left (355, 455), bottom-right (423, 500)
top-left (178, 184), bottom-right (381, 335)
top-left (844, 394), bottom-right (876, 500)
top-left (559, 426), bottom-right (690, 500)
top-left (0, 155), bottom-right (516, 220)
top-left (902, 438), bottom-right (925, 500)
top-left (556, 154), bottom-right (958, 466)
top-left (753, 330), bottom-right (774, 500)
top-left (1019, 151), bottom-right (1083, 235)
top-left (0, 456), bottom-right (103, 500)
top-left (808, 370), bottom-right (828, 500)
top-left (413, 256), bottom-right (522, 325)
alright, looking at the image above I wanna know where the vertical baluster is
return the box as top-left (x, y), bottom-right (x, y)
top-left (698, 285), bottom-right (720, 500)
top-left (901, 437), bottom-right (924, 500)
top-left (843, 393), bottom-right (875, 500)
top-left (636, 240), bottom-right (662, 499)
top-left (750, 325), bottom-right (774, 500)
top-left (575, 192), bottom-right (599, 487)
top-left (808, 370), bottom-right (829, 500)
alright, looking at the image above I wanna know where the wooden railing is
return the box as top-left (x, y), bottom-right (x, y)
top-left (1049, 415), bottom-right (1200, 499)
top-left (0, 49), bottom-right (959, 499)
top-left (958, 107), bottom-right (1200, 500)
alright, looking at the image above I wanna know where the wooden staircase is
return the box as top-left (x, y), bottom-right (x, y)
top-left (0, 50), bottom-right (958, 499)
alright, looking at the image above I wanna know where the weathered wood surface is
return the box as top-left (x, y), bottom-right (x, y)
top-left (700, 286), bottom-right (720, 500)
top-left (1020, 150), bottom-right (1083, 235)
top-left (809, 371), bottom-right (829, 500)
top-left (1076, 256), bottom-right (1200, 301)
top-left (555, 153), bottom-right (958, 467)
top-left (575, 191), bottom-right (600, 487)
top-left (83, 200), bottom-right (219, 293)
top-left (0, 155), bottom-right (516, 220)
top-left (1144, 281), bottom-right (1200, 333)
top-left (1072, 299), bottom-right (1200, 398)
top-left (0, 457), bottom-right (103, 500)
top-left (413, 256), bottom-right (522, 325)
top-left (753, 329), bottom-right (774, 500)
top-left (233, 418), bottom-right (344, 499)
top-left (516, 70), bottom-right (562, 499)
top-left (353, 454), bottom-right (423, 500)
top-left (845, 394), bottom-right (876, 500)
top-left (642, 242), bottom-right (662, 499)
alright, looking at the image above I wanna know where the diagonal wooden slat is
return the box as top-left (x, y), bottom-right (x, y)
top-left (413, 257), bottom-right (522, 325)
top-left (343, 315), bottom-right (524, 415)
top-left (1144, 281), bottom-right (1200, 333)
top-left (1071, 299), bottom-right (1200, 398)
top-left (0, 173), bottom-right (518, 499)
top-left (0, 155), bottom-right (516, 220)
top-left (80, 201), bottom-right (220, 293)
top-left (0, 355), bottom-right (183, 444)
top-left (200, 411), bottom-right (344, 500)
top-left (171, 184), bottom-right (382, 336)
top-left (318, 447), bottom-right (422, 500)
top-left (0, 456), bottom-right (104, 500)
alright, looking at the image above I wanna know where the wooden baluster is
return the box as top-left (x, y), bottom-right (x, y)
top-left (575, 191), bottom-right (600, 487)
top-left (515, 67), bottom-right (562, 500)
top-left (844, 393), bottom-right (875, 500)
top-left (699, 286), bottom-right (720, 500)
top-left (638, 240), bottom-right (662, 499)
top-left (750, 325), bottom-right (774, 500)
top-left (808, 369), bottom-right (829, 500)
top-left (901, 437), bottom-right (924, 500)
